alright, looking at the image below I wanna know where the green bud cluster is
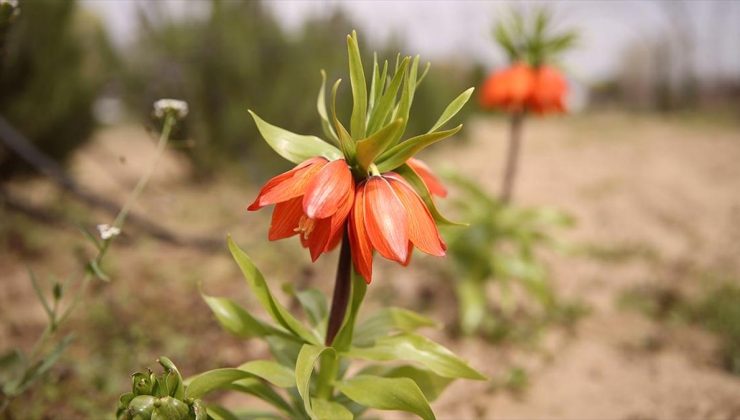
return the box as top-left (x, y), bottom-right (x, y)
top-left (117, 357), bottom-right (206, 420)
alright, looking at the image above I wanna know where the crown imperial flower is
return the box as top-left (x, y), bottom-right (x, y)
top-left (246, 31), bottom-right (472, 283)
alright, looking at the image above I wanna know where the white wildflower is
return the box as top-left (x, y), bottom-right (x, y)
top-left (97, 224), bottom-right (121, 240)
top-left (1, 0), bottom-right (19, 8)
top-left (153, 99), bottom-right (189, 120)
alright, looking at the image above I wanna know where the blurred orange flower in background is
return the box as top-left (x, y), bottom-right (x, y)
top-left (479, 63), bottom-right (567, 115)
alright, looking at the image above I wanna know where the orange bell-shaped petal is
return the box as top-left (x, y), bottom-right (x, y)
top-left (362, 176), bottom-right (409, 264)
top-left (529, 66), bottom-right (567, 114)
top-left (386, 173), bottom-right (446, 257)
top-left (406, 158), bottom-right (447, 198)
top-left (247, 157), bottom-right (328, 210)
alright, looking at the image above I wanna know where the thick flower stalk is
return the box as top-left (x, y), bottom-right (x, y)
top-left (479, 8), bottom-right (576, 202)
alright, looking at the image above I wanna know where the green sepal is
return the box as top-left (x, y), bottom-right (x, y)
top-left (396, 163), bottom-right (466, 227)
top-left (248, 110), bottom-right (341, 164)
top-left (375, 124), bottom-right (462, 173)
top-left (427, 87), bottom-right (474, 133)
top-left (355, 118), bottom-right (403, 172)
top-left (345, 333), bottom-right (486, 380)
top-left (158, 356), bottom-right (185, 399)
top-left (347, 31), bottom-right (367, 139)
top-left (227, 236), bottom-right (320, 344)
top-left (336, 375), bottom-right (435, 420)
top-left (317, 70), bottom-right (339, 145)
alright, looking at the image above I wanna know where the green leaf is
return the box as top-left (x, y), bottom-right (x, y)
top-left (28, 268), bottom-right (53, 323)
top-left (389, 55), bottom-right (419, 145)
top-left (330, 79), bottom-right (357, 160)
top-left (238, 360), bottom-right (295, 388)
top-left (248, 110), bottom-right (341, 164)
top-left (345, 333), bottom-right (486, 380)
top-left (356, 118), bottom-right (403, 171)
top-left (383, 366), bottom-right (453, 402)
top-left (202, 295), bottom-right (286, 339)
top-left (227, 237), bottom-right (320, 344)
top-left (87, 259), bottom-right (110, 282)
top-left (228, 378), bottom-right (295, 416)
top-left (416, 62), bottom-right (431, 88)
top-left (353, 307), bottom-right (437, 346)
top-left (367, 57), bottom-right (409, 135)
top-left (205, 405), bottom-right (240, 420)
top-left (396, 163), bottom-right (465, 227)
top-left (317, 70), bottom-right (339, 145)
top-left (375, 124), bottom-right (462, 173)
top-left (295, 344), bottom-right (336, 419)
top-left (332, 269), bottom-right (368, 352)
top-left (283, 284), bottom-right (327, 328)
top-left (311, 398), bottom-right (353, 420)
top-left (428, 88), bottom-right (474, 133)
top-left (16, 334), bottom-right (73, 394)
top-left (347, 31), bottom-right (367, 139)
top-left (185, 368), bottom-right (251, 399)
top-left (336, 375), bottom-right (435, 420)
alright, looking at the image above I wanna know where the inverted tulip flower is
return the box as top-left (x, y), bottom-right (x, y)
top-left (248, 157), bottom-right (354, 261)
top-left (479, 8), bottom-right (577, 202)
top-left (349, 172), bottom-right (446, 282)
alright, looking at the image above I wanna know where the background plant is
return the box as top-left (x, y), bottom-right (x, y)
top-left (441, 174), bottom-right (584, 340)
top-left (0, 103), bottom-right (183, 414)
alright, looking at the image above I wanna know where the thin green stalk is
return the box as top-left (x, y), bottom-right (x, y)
top-left (15, 114), bottom-right (177, 402)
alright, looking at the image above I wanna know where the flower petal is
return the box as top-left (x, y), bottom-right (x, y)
top-left (349, 183), bottom-right (373, 283)
top-left (268, 196), bottom-right (303, 240)
top-left (305, 218), bottom-right (333, 262)
top-left (323, 181), bottom-right (355, 252)
top-left (303, 159), bottom-right (353, 219)
top-left (248, 157), bottom-right (327, 210)
top-left (388, 175), bottom-right (446, 257)
top-left (363, 176), bottom-right (409, 263)
top-left (407, 158), bottom-right (447, 198)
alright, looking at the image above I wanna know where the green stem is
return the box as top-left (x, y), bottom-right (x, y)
top-left (500, 112), bottom-right (524, 204)
top-left (22, 114), bottom-right (176, 385)
top-left (316, 228), bottom-right (353, 400)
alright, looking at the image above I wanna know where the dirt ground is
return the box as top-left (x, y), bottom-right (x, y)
top-left (2, 112), bottom-right (740, 419)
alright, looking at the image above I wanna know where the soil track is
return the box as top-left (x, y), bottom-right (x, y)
top-left (2, 113), bottom-right (740, 418)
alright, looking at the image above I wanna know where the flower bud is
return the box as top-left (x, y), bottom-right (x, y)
top-left (153, 99), bottom-right (189, 120)
top-left (123, 395), bottom-right (155, 419)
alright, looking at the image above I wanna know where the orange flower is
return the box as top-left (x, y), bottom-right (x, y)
top-left (349, 173), bottom-right (446, 283)
top-left (248, 157), bottom-right (354, 261)
top-left (479, 62), bottom-right (535, 112)
top-left (407, 158), bottom-right (447, 198)
top-left (529, 65), bottom-right (567, 114)
top-left (479, 63), bottom-right (567, 115)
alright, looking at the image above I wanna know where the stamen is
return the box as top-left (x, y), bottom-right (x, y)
top-left (294, 215), bottom-right (316, 239)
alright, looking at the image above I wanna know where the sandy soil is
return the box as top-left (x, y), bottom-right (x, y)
top-left (2, 113), bottom-right (740, 419)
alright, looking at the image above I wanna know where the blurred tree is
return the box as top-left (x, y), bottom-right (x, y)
top-left (0, 0), bottom-right (110, 180)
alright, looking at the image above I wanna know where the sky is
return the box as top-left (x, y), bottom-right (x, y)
top-left (82, 0), bottom-right (740, 84)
